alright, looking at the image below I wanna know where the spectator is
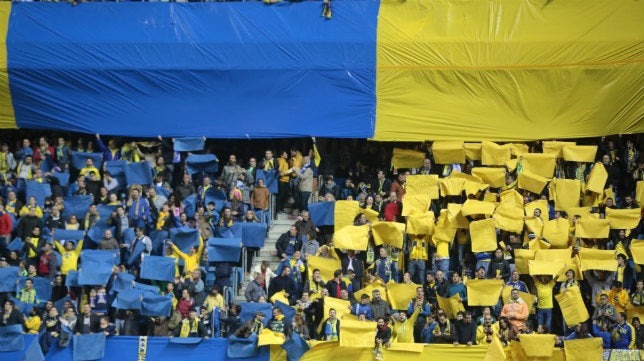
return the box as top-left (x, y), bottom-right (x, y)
top-left (174, 309), bottom-right (208, 338)
top-left (74, 304), bottom-right (100, 335)
top-left (320, 308), bottom-right (339, 341)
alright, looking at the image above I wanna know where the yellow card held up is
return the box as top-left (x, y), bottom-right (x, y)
top-left (562, 145), bottom-right (598, 163)
top-left (585, 163), bottom-right (607, 194)
top-left (401, 193), bottom-right (431, 217)
top-left (432, 141), bottom-right (465, 164)
top-left (469, 218), bottom-right (498, 253)
top-left (606, 208), bottom-right (641, 230)
top-left (461, 199), bottom-right (496, 216)
top-left (405, 174), bottom-right (439, 199)
top-left (386, 283), bottom-right (421, 310)
top-left (519, 334), bottom-right (555, 357)
top-left (517, 170), bottom-right (549, 195)
top-left (551, 179), bottom-right (581, 211)
top-left (333, 224), bottom-right (370, 251)
top-left (437, 293), bottom-right (465, 319)
top-left (406, 211), bottom-right (435, 235)
top-left (334, 200), bottom-right (361, 231)
top-left (481, 141), bottom-right (511, 166)
top-left (466, 279), bottom-right (504, 306)
top-left (464, 143), bottom-right (482, 161)
top-left (339, 319), bottom-right (377, 348)
top-left (555, 286), bottom-right (589, 327)
top-left (372, 221), bottom-right (406, 248)
top-left (575, 218), bottom-right (610, 238)
top-left (564, 338), bottom-right (603, 361)
top-left (391, 148), bottom-right (425, 169)
top-left (471, 167), bottom-right (506, 188)
top-left (521, 153), bottom-right (556, 179)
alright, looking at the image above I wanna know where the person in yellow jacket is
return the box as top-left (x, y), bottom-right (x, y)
top-left (167, 237), bottom-right (204, 276)
top-left (607, 281), bottom-right (631, 314)
top-left (476, 320), bottom-right (500, 345)
top-left (54, 239), bottom-right (83, 275)
top-left (391, 299), bottom-right (421, 343)
top-left (165, 244), bottom-right (181, 278)
top-left (24, 307), bottom-right (42, 334)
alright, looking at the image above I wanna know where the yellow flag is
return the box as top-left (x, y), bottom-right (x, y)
top-left (524, 200), bottom-right (549, 218)
top-left (551, 179), bottom-right (580, 211)
top-left (504, 143), bottom-right (529, 156)
top-left (630, 241), bottom-right (644, 264)
top-left (307, 255), bottom-right (341, 283)
top-left (483, 192), bottom-right (498, 203)
top-left (333, 225), bottom-right (370, 251)
top-left (514, 249), bottom-right (536, 274)
top-left (499, 189), bottom-right (523, 208)
top-left (354, 282), bottom-right (388, 304)
top-left (401, 193), bottom-right (431, 216)
top-left (528, 239), bottom-right (551, 250)
top-left (258, 329), bottom-right (285, 346)
top-left (339, 319), bottom-right (377, 348)
top-left (372, 221), bottom-right (406, 248)
top-left (524, 217), bottom-right (544, 239)
top-left (517, 170), bottom-right (549, 195)
top-left (405, 174), bottom-right (439, 199)
top-left (386, 283), bottom-right (420, 310)
top-left (481, 141), bottom-right (511, 166)
top-left (555, 286), bottom-right (589, 327)
top-left (323, 297), bottom-right (351, 322)
top-left (433, 210), bottom-right (457, 243)
top-left (637, 181), bottom-right (644, 207)
top-left (446, 203), bottom-right (470, 229)
top-left (363, 208), bottom-right (380, 224)
top-left (450, 170), bottom-right (483, 183)
top-left (579, 248), bottom-right (617, 272)
top-left (469, 218), bottom-right (498, 253)
top-left (437, 293), bottom-right (465, 319)
top-left (535, 248), bottom-right (573, 262)
top-left (269, 345), bottom-right (286, 361)
top-left (438, 177), bottom-right (466, 196)
top-left (575, 218), bottom-right (610, 238)
top-left (519, 334), bottom-right (555, 357)
top-left (528, 260), bottom-right (562, 276)
top-left (564, 338), bottom-right (603, 361)
top-left (562, 145), bottom-right (598, 163)
top-left (483, 334), bottom-right (506, 361)
top-left (493, 202), bottom-right (525, 233)
top-left (505, 158), bottom-right (519, 173)
top-left (543, 141), bottom-right (576, 158)
top-left (471, 167), bottom-right (506, 188)
top-left (466, 279), bottom-right (504, 306)
top-left (432, 141), bottom-right (465, 164)
top-left (627, 307), bottom-right (644, 326)
top-left (270, 290), bottom-right (290, 305)
top-left (521, 153), bottom-right (556, 178)
top-left (464, 143), bottom-right (482, 161)
top-left (334, 200), bottom-right (361, 231)
top-left (542, 219), bottom-right (570, 249)
top-left (606, 208), bottom-right (641, 230)
top-left (461, 199), bottom-right (496, 216)
top-left (566, 206), bottom-right (592, 220)
top-left (406, 212), bottom-right (435, 235)
top-left (585, 163), bottom-right (607, 194)
top-left (391, 148), bottom-right (425, 169)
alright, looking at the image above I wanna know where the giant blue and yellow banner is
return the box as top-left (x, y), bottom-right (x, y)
top-left (0, 1), bottom-right (642, 140)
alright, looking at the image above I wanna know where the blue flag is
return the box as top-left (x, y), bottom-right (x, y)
top-left (237, 302), bottom-right (272, 327)
top-left (273, 301), bottom-right (296, 324)
top-left (17, 277), bottom-right (51, 302)
top-left (26, 181), bottom-right (51, 207)
top-left (62, 196), bottom-right (94, 220)
top-left (308, 201), bottom-right (334, 226)
top-left (216, 223), bottom-right (242, 239)
top-left (87, 221), bottom-right (114, 244)
top-left (255, 170), bottom-right (279, 194)
top-left (111, 272), bottom-right (135, 294)
top-left (72, 333), bottom-right (105, 361)
top-left (0, 267), bottom-right (20, 292)
top-left (241, 223), bottom-right (267, 248)
top-left (71, 152), bottom-right (103, 171)
top-left (7, 237), bottom-right (22, 252)
top-left (182, 194), bottom-right (196, 218)
top-left (227, 334), bottom-right (259, 359)
top-left (78, 250), bottom-right (118, 285)
top-left (23, 330), bottom-right (45, 361)
top-left (39, 155), bottom-right (55, 173)
top-left (204, 188), bottom-right (227, 212)
top-left (134, 282), bottom-right (160, 295)
top-left (124, 162), bottom-right (153, 186)
top-left (0, 324), bottom-right (25, 352)
top-left (50, 172), bottom-right (70, 188)
top-left (169, 228), bottom-right (200, 253)
top-left (54, 296), bottom-right (74, 316)
top-left (185, 154), bottom-right (219, 175)
top-left (141, 255), bottom-right (175, 282)
top-left (96, 205), bottom-right (118, 220)
top-left (52, 229), bottom-right (86, 242)
top-left (155, 185), bottom-right (170, 198)
top-left (207, 238), bottom-right (242, 262)
top-left (111, 289), bottom-right (142, 311)
top-left (174, 137), bottom-right (204, 152)
top-left (281, 332), bottom-right (310, 361)
top-left (10, 297), bottom-right (39, 316)
top-left (104, 160), bottom-right (127, 190)
top-left (65, 271), bottom-right (80, 287)
top-left (141, 294), bottom-right (173, 317)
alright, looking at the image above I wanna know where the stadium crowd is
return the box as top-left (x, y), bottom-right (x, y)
top-left (0, 132), bottom-right (643, 355)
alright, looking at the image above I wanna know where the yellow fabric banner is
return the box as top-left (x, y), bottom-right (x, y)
top-left (562, 146), bottom-right (598, 163)
top-left (438, 178), bottom-right (466, 197)
top-left (464, 143), bottom-right (482, 161)
top-left (505, 158), bottom-right (519, 173)
top-left (517, 170), bottom-right (549, 195)
top-left (461, 199), bottom-right (496, 217)
top-left (504, 143), bottom-right (529, 157)
top-left (258, 329), bottom-right (286, 346)
top-left (307, 255), bottom-right (341, 283)
top-left (386, 343), bottom-right (424, 353)
top-left (563, 338), bottom-right (603, 361)
top-left (339, 320), bottom-right (377, 348)
top-left (483, 192), bottom-right (498, 203)
top-left (401, 193), bottom-right (431, 216)
top-left (524, 217), bottom-right (544, 239)
top-left (469, 218), bottom-right (498, 253)
top-left (534, 249), bottom-right (573, 262)
top-left (471, 167), bottom-right (506, 188)
top-left (554, 286), bottom-right (589, 327)
top-left (637, 181), bottom-right (644, 207)
top-left (334, 201), bottom-right (361, 231)
top-left (524, 200), bottom-right (548, 218)
top-left (528, 239), bottom-right (551, 251)
top-left (481, 142), bottom-right (511, 165)
top-left (354, 282), bottom-right (388, 304)
top-left (550, 179), bottom-right (581, 211)
top-left (543, 141), bottom-right (576, 158)
top-left (391, 148), bottom-right (425, 169)
top-left (499, 190), bottom-right (524, 209)
top-left (627, 307), bottom-right (644, 326)
top-left (270, 290), bottom-right (290, 305)
top-left (405, 174), bottom-right (439, 199)
top-left (630, 241), bottom-right (644, 265)
top-left (386, 283), bottom-right (420, 310)
top-left (446, 203), bottom-right (470, 229)
top-left (575, 218), bottom-right (610, 238)
top-left (566, 206), bottom-right (591, 219)
top-left (323, 297), bottom-right (351, 323)
top-left (437, 294), bottom-right (465, 319)
top-left (514, 249), bottom-right (536, 274)
top-left (606, 208), bottom-right (641, 230)
top-left (493, 202), bottom-right (525, 233)
top-left (555, 257), bottom-right (583, 282)
top-left (528, 260), bottom-right (561, 276)
top-left (519, 334), bottom-right (555, 357)
top-left (406, 212), bottom-right (435, 235)
top-left (585, 163), bottom-right (607, 194)
top-left (521, 153), bottom-right (556, 179)
top-left (372, 221), bottom-right (406, 248)
top-left (333, 225), bottom-right (370, 251)
top-left (466, 279), bottom-right (504, 306)
top-left (432, 141), bottom-right (465, 164)
top-left (579, 248), bottom-right (617, 272)
top-left (363, 208), bottom-right (380, 224)
top-left (483, 335), bottom-right (506, 361)
top-left (433, 210), bottom-right (457, 243)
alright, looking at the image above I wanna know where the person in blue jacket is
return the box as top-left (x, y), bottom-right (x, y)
top-left (592, 320), bottom-right (611, 349)
top-left (611, 312), bottom-right (636, 349)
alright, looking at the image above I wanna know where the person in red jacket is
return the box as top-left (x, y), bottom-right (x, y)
top-left (0, 204), bottom-right (12, 248)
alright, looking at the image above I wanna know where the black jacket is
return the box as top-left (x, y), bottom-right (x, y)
top-left (275, 232), bottom-right (303, 258)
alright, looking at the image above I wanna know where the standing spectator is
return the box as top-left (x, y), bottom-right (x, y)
top-left (74, 304), bottom-right (100, 335)
top-left (612, 312), bottom-right (636, 349)
top-left (533, 275), bottom-right (555, 332)
top-left (319, 308), bottom-right (339, 341)
top-left (454, 311), bottom-right (477, 346)
top-left (276, 151), bottom-right (291, 214)
top-left (173, 309), bottom-right (207, 338)
top-left (275, 226), bottom-right (302, 261)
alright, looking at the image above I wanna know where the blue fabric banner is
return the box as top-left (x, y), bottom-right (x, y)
top-left (134, 282), bottom-right (161, 295)
top-left (87, 221), bottom-right (115, 244)
top-left (73, 333), bottom-right (106, 361)
top-left (308, 202), bottom-right (335, 227)
top-left (141, 294), bottom-right (173, 317)
top-left (127, 239), bottom-right (146, 266)
top-left (183, 194), bottom-right (196, 218)
top-left (124, 162), bottom-right (153, 186)
top-left (241, 223), bottom-right (266, 248)
top-left (10, 297), bottom-right (39, 316)
top-left (112, 272), bottom-right (136, 294)
top-left (0, 324), bottom-right (25, 352)
top-left (71, 152), bottom-right (103, 171)
top-left (111, 289), bottom-right (143, 311)
top-left (216, 223), bottom-right (242, 239)
top-left (174, 138), bottom-right (205, 152)
top-left (281, 332), bottom-right (310, 361)
top-left (54, 296), bottom-right (73, 316)
top-left (7, 237), bottom-right (22, 252)
top-left (226, 334), bottom-right (258, 359)
top-left (237, 302), bottom-right (272, 328)
top-left (52, 229), bottom-right (85, 242)
top-left (23, 330), bottom-right (45, 361)
top-left (169, 228), bottom-right (200, 253)
top-left (62, 196), bottom-right (94, 220)
top-left (149, 230), bottom-right (168, 256)
top-left (141, 255), bottom-right (175, 282)
top-left (254, 170), bottom-right (278, 194)
top-left (0, 266), bottom-right (20, 293)
top-left (204, 188), bottom-right (227, 212)
top-left (50, 172), bottom-right (70, 188)
top-left (273, 300), bottom-right (295, 324)
top-left (16, 276), bottom-right (52, 302)
top-left (39, 155), bottom-right (55, 173)
top-left (185, 154), bottom-right (219, 175)
top-left (207, 238), bottom-right (242, 262)
top-left (104, 161), bottom-right (127, 189)
top-left (65, 271), bottom-right (80, 287)
top-left (96, 205), bottom-right (119, 221)
top-left (78, 250), bottom-right (118, 285)
top-left (26, 180), bottom-right (51, 207)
